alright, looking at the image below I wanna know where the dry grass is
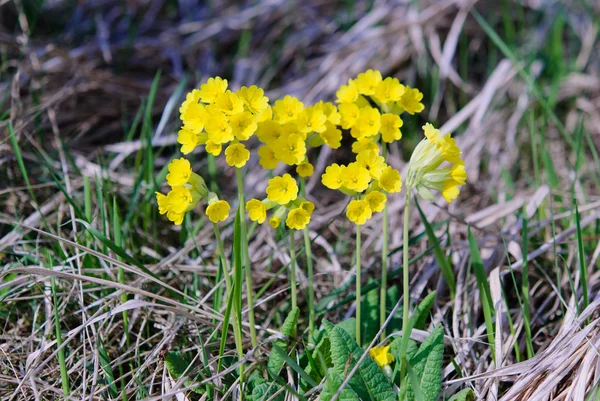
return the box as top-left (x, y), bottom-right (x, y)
top-left (1, 0), bottom-right (600, 399)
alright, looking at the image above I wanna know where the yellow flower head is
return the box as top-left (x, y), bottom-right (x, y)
top-left (206, 199), bottom-right (230, 223)
top-left (258, 145), bottom-right (279, 169)
top-left (315, 101), bottom-right (341, 125)
top-left (236, 85), bottom-right (269, 115)
top-left (286, 207), bottom-right (311, 230)
top-left (180, 102), bottom-right (206, 134)
top-left (380, 113), bottom-right (403, 143)
top-left (365, 191), bottom-right (387, 213)
top-left (229, 112), bottom-right (257, 140)
top-left (156, 192), bottom-right (169, 215)
top-left (166, 158), bottom-right (192, 187)
top-left (296, 106), bottom-right (327, 134)
top-left (246, 199), bottom-right (267, 224)
top-left (300, 201), bottom-right (315, 214)
top-left (179, 89), bottom-right (201, 115)
top-left (274, 133), bottom-right (306, 166)
top-left (341, 162), bottom-right (371, 193)
top-left (355, 69), bottom-right (382, 96)
top-left (356, 150), bottom-right (386, 180)
top-left (336, 79), bottom-right (359, 104)
top-left (346, 199), bottom-right (372, 225)
top-left (215, 90), bottom-right (245, 115)
top-left (296, 162), bottom-right (314, 178)
top-left (352, 138), bottom-right (379, 154)
top-left (167, 186), bottom-right (200, 214)
top-left (198, 77), bottom-right (228, 103)
top-left (320, 123), bottom-right (343, 149)
top-left (273, 95), bottom-right (304, 124)
top-left (205, 109), bottom-right (233, 144)
top-left (256, 120), bottom-right (283, 143)
top-left (269, 215), bottom-right (281, 228)
top-left (369, 345), bottom-right (394, 368)
top-left (398, 86), bottom-right (424, 115)
top-left (321, 163), bottom-right (344, 190)
top-left (378, 166), bottom-right (402, 194)
top-left (206, 140), bottom-right (222, 156)
top-left (266, 174), bottom-right (299, 205)
top-left (225, 143), bottom-right (250, 168)
top-left (373, 77), bottom-right (405, 104)
top-left (177, 128), bottom-right (207, 155)
top-left (339, 103), bottom-right (360, 130)
top-left (351, 107), bottom-right (381, 139)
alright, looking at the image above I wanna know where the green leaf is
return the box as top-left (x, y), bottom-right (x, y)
top-left (324, 320), bottom-right (395, 401)
top-left (252, 381), bottom-right (284, 401)
top-left (320, 369), bottom-right (359, 401)
top-left (399, 325), bottom-right (444, 401)
top-left (267, 307), bottom-right (300, 376)
top-left (98, 340), bottom-right (118, 398)
top-left (361, 280), bottom-right (380, 344)
top-left (308, 319), bottom-right (356, 382)
top-left (447, 388), bottom-right (474, 401)
top-left (164, 352), bottom-right (202, 394)
top-left (396, 291), bottom-right (437, 370)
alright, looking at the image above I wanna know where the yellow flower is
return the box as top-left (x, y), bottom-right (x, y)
top-left (398, 86), bottom-right (424, 115)
top-left (179, 89), bottom-right (201, 115)
top-left (320, 123), bottom-right (342, 149)
top-left (246, 199), bottom-right (267, 224)
top-left (257, 104), bottom-right (273, 122)
top-left (380, 113), bottom-right (403, 143)
top-left (177, 128), bottom-right (207, 155)
top-left (356, 150), bottom-right (386, 180)
top-left (225, 143), bottom-right (250, 168)
top-left (156, 192), bottom-right (169, 215)
top-left (336, 79), bottom-right (359, 103)
top-left (352, 138), bottom-right (379, 154)
top-left (321, 163), bottom-right (344, 190)
top-left (167, 210), bottom-right (185, 225)
top-left (378, 166), bottom-right (402, 193)
top-left (373, 77), bottom-right (405, 104)
top-left (198, 77), bottom-right (228, 103)
top-left (269, 216), bottom-right (281, 228)
top-left (205, 109), bottom-right (233, 144)
top-left (266, 174), bottom-right (298, 205)
top-left (299, 201), bottom-right (315, 214)
top-left (286, 207), bottom-right (311, 230)
top-left (355, 69), bottom-right (382, 96)
top-left (229, 112), bottom-right (257, 140)
top-left (166, 158), bottom-right (192, 187)
top-left (258, 145), bottom-right (279, 169)
top-left (206, 199), bottom-right (230, 223)
top-left (351, 107), bottom-right (381, 139)
top-left (181, 102), bottom-right (206, 133)
top-left (214, 91), bottom-right (244, 115)
top-left (273, 95), bottom-right (304, 123)
top-left (339, 103), bottom-right (360, 129)
top-left (341, 162), bottom-right (371, 193)
top-left (256, 120), bottom-right (283, 143)
top-left (167, 186), bottom-right (200, 213)
top-left (365, 191), bottom-right (386, 213)
top-left (369, 345), bottom-right (394, 368)
top-left (205, 140), bottom-right (222, 156)
top-left (274, 133), bottom-right (306, 165)
top-left (296, 162), bottom-right (314, 177)
top-left (346, 199), bottom-right (372, 225)
top-left (315, 101), bottom-right (341, 125)
top-left (236, 85), bottom-right (269, 115)
top-left (296, 106), bottom-right (327, 134)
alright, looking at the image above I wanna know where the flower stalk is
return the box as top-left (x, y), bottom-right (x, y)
top-left (356, 223), bottom-right (362, 345)
top-left (380, 145), bottom-right (389, 338)
top-left (400, 187), bottom-right (411, 381)
top-left (289, 229), bottom-right (298, 310)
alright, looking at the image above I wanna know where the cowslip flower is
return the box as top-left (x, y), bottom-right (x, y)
top-left (346, 199), bottom-right (372, 225)
top-left (369, 345), bottom-right (394, 368)
top-left (205, 197), bottom-right (231, 223)
top-left (266, 174), bottom-right (299, 205)
top-left (406, 123), bottom-right (466, 203)
top-left (225, 143), bottom-right (250, 168)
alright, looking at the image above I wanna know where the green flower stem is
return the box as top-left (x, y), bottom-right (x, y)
top-left (213, 223), bottom-right (245, 379)
top-left (300, 178), bottom-right (315, 334)
top-left (380, 145), bottom-right (389, 338)
top-left (356, 224), bottom-right (362, 346)
top-left (236, 167), bottom-right (258, 348)
top-left (289, 229), bottom-right (298, 310)
top-left (400, 188), bottom-right (412, 381)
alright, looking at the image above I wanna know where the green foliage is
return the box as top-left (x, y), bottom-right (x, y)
top-left (252, 380), bottom-right (284, 401)
top-left (267, 307), bottom-right (300, 376)
top-left (164, 352), bottom-right (202, 394)
top-left (447, 388), bottom-right (475, 401)
top-left (324, 320), bottom-right (395, 401)
top-left (321, 369), bottom-right (360, 401)
top-left (398, 325), bottom-right (444, 401)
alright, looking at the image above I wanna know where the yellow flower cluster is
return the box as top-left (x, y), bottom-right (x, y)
top-left (156, 157), bottom-right (231, 224)
top-left (321, 145), bottom-right (401, 225)
top-left (369, 345), bottom-right (394, 368)
top-left (177, 77), bottom-right (270, 167)
top-left (256, 98), bottom-right (343, 176)
top-left (245, 173), bottom-right (315, 230)
top-left (407, 124), bottom-right (466, 203)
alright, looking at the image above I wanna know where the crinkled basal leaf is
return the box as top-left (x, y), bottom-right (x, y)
top-left (447, 388), bottom-right (474, 401)
top-left (267, 307), bottom-right (300, 376)
top-left (324, 320), bottom-right (395, 401)
top-left (320, 369), bottom-right (359, 401)
top-left (252, 381), bottom-right (284, 401)
top-left (413, 291), bottom-right (436, 330)
top-left (399, 325), bottom-right (444, 401)
top-left (309, 318), bottom-right (357, 381)
top-left (164, 352), bottom-right (202, 394)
